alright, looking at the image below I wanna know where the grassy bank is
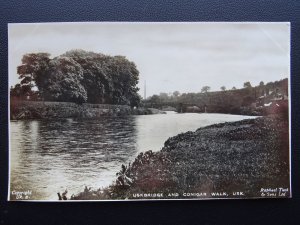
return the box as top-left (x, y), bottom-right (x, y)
top-left (70, 114), bottom-right (290, 200)
top-left (10, 100), bottom-right (165, 120)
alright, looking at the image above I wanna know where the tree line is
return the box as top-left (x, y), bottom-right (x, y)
top-left (10, 50), bottom-right (141, 106)
top-left (145, 78), bottom-right (288, 113)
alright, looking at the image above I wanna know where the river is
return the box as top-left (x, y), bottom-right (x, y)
top-left (9, 112), bottom-right (256, 200)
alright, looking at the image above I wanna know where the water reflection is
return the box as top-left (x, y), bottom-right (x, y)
top-left (10, 113), bottom-right (255, 200)
top-left (10, 117), bottom-right (138, 200)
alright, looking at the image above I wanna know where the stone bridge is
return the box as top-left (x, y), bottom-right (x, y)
top-left (144, 102), bottom-right (208, 113)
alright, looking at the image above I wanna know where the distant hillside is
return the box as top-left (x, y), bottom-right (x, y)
top-left (144, 78), bottom-right (288, 115)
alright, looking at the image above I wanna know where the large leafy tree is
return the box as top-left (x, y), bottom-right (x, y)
top-left (63, 50), bottom-right (109, 104)
top-left (17, 53), bottom-right (51, 90)
top-left (15, 50), bottom-right (141, 106)
top-left (42, 57), bottom-right (87, 103)
top-left (63, 50), bottom-right (140, 105)
top-left (107, 55), bottom-right (140, 105)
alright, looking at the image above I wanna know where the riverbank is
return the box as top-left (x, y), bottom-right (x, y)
top-left (10, 101), bottom-right (165, 120)
top-left (70, 114), bottom-right (290, 200)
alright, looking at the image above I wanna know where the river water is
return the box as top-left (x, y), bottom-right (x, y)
top-left (9, 112), bottom-right (255, 200)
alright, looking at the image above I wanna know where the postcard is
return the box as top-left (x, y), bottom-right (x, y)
top-left (8, 22), bottom-right (291, 201)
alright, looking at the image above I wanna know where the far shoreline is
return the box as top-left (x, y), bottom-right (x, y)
top-left (9, 100), bottom-right (167, 120)
top-left (9, 100), bottom-right (272, 120)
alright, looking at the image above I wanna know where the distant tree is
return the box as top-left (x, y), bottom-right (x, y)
top-left (220, 86), bottom-right (226, 91)
top-left (232, 86), bottom-right (237, 90)
top-left (10, 84), bottom-right (33, 98)
top-left (282, 78), bottom-right (289, 96)
top-left (258, 81), bottom-right (265, 96)
top-left (159, 92), bottom-right (169, 102)
top-left (243, 81), bottom-right (252, 89)
top-left (149, 95), bottom-right (160, 105)
top-left (173, 91), bottom-right (180, 97)
top-left (201, 86), bottom-right (211, 93)
top-left (10, 84), bottom-right (24, 97)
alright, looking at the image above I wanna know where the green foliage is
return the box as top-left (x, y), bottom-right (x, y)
top-left (15, 50), bottom-right (141, 105)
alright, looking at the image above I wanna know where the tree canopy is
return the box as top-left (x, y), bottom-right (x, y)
top-left (14, 50), bottom-right (141, 105)
top-left (220, 86), bottom-right (226, 91)
top-left (201, 86), bottom-right (211, 93)
top-left (243, 81), bottom-right (252, 89)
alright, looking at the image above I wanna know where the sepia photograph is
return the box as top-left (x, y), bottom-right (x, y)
top-left (8, 22), bottom-right (291, 201)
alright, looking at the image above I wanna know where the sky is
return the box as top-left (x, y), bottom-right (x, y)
top-left (8, 22), bottom-right (290, 98)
